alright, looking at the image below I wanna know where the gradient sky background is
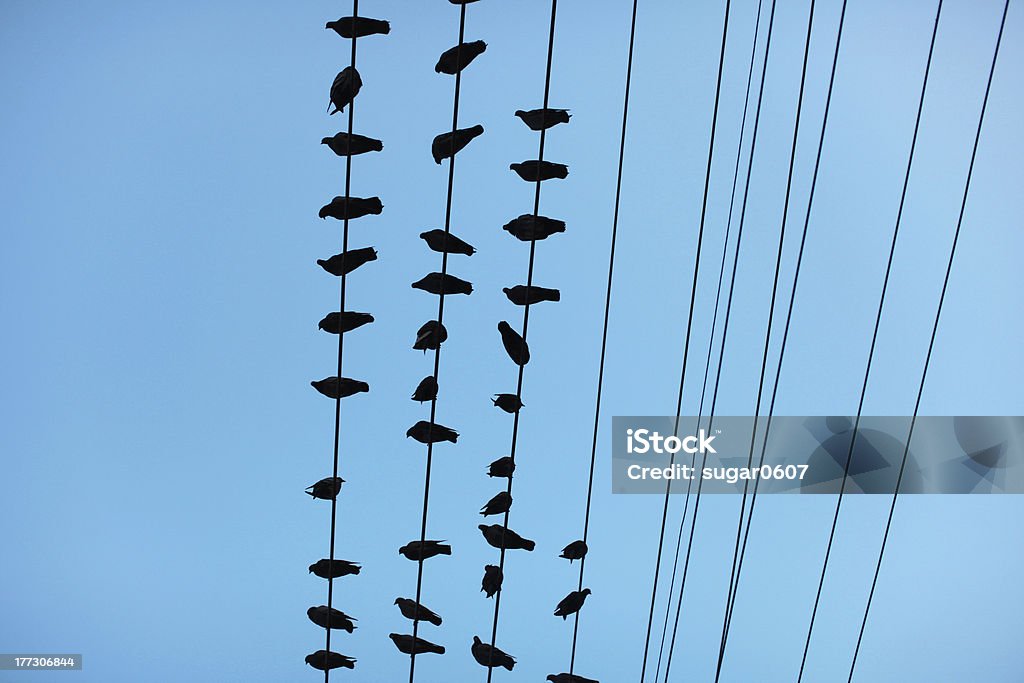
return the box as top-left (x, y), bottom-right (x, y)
top-left (1, 0), bottom-right (1022, 681)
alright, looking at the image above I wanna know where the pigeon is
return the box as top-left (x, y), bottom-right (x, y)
top-left (412, 272), bottom-right (473, 296)
top-left (419, 229), bottom-right (476, 256)
top-left (411, 376), bottom-right (438, 403)
top-left (432, 125), bottom-right (484, 164)
top-left (394, 598), bottom-right (442, 626)
top-left (503, 285), bottom-right (561, 305)
top-left (487, 456), bottom-right (515, 479)
top-left (481, 564), bottom-right (503, 598)
top-left (406, 420), bottom-right (459, 444)
top-left (498, 321), bottom-right (530, 366)
top-left (321, 132), bottom-right (383, 156)
top-left (318, 311), bottom-right (374, 334)
top-left (479, 524), bottom-right (535, 551)
top-left (326, 17), bottom-right (391, 38)
top-left (554, 588), bottom-right (591, 620)
top-left (503, 214), bottom-right (566, 241)
top-left (560, 540), bottom-right (588, 563)
top-left (389, 633), bottom-right (445, 656)
top-left (399, 540), bottom-right (452, 561)
top-left (515, 108), bottom-right (572, 131)
top-left (547, 674), bottom-right (599, 683)
top-left (510, 160), bottom-right (569, 182)
top-left (413, 321), bottom-right (448, 352)
top-left (309, 559), bottom-right (361, 579)
top-left (435, 40), bottom-right (488, 74)
top-left (316, 247), bottom-right (378, 277)
top-left (307, 605), bottom-right (357, 632)
top-left (319, 196), bottom-right (383, 220)
top-left (328, 67), bottom-right (362, 115)
top-left (305, 477), bottom-right (344, 500)
top-left (305, 650), bottom-right (356, 671)
top-left (311, 377), bottom-right (369, 399)
top-left (471, 636), bottom-right (515, 671)
top-left (492, 394), bottom-right (523, 413)
top-left (480, 491), bottom-right (512, 516)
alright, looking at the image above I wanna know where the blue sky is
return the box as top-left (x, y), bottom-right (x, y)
top-left (0, 1), bottom-right (1021, 681)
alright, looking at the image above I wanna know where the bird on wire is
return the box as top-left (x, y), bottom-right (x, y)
top-left (305, 650), bottom-right (356, 671)
top-left (308, 559), bottom-right (361, 579)
top-left (432, 125), bottom-right (484, 164)
top-left (412, 272), bottom-right (473, 296)
top-left (394, 597), bottom-right (443, 626)
top-left (420, 229), bottom-right (476, 256)
top-left (547, 674), bottom-right (599, 683)
top-left (310, 376), bottom-right (369, 399)
top-left (435, 40), bottom-right (487, 74)
top-left (411, 376), bottom-right (438, 403)
top-left (515, 108), bottom-right (571, 131)
top-left (481, 564), bottom-right (503, 598)
top-left (305, 477), bottom-right (344, 500)
top-left (554, 588), bottom-right (591, 620)
top-left (318, 311), bottom-right (374, 335)
top-left (318, 196), bottom-right (383, 220)
top-left (413, 321), bottom-right (448, 352)
top-left (486, 456), bottom-right (515, 479)
top-left (307, 606), bottom-right (357, 632)
top-left (399, 540), bottom-right (452, 561)
top-left (498, 321), bottom-right (530, 366)
top-left (471, 636), bottom-right (515, 671)
top-left (316, 247), bottom-right (378, 276)
top-left (480, 491), bottom-right (512, 516)
top-left (479, 523), bottom-right (535, 551)
top-left (510, 160), bottom-right (569, 182)
top-left (389, 633), bottom-right (445, 656)
top-left (321, 132), bottom-right (383, 156)
top-left (325, 16), bottom-right (390, 38)
top-left (492, 393), bottom-right (523, 413)
top-left (503, 284), bottom-right (560, 305)
top-left (503, 214), bottom-right (566, 241)
top-left (559, 540), bottom-right (588, 563)
top-left (328, 67), bottom-right (361, 115)
top-left (406, 420), bottom-right (459, 444)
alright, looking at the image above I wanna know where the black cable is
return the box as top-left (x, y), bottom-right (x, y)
top-left (847, 3), bottom-right (1008, 680)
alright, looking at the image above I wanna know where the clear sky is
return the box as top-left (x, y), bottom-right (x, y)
top-left (1, 1), bottom-right (1021, 682)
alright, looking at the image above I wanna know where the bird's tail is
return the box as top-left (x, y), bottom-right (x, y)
top-left (427, 613), bottom-right (442, 627)
top-left (522, 539), bottom-right (536, 551)
top-left (504, 659), bottom-right (515, 671)
top-left (438, 544), bottom-right (452, 555)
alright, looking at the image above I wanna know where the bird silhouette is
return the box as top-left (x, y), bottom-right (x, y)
top-left (394, 598), bottom-right (443, 626)
top-left (318, 311), bottom-right (374, 335)
top-left (487, 456), bottom-right (515, 479)
top-left (479, 524), bottom-right (535, 551)
top-left (305, 650), bottom-right (356, 671)
top-left (515, 108), bottom-right (571, 131)
top-left (432, 125), bottom-right (484, 164)
top-left (308, 559), bottom-right (361, 579)
top-left (316, 247), bottom-right (378, 276)
top-left (503, 214), bottom-right (566, 241)
top-left (411, 376), bottom-right (438, 403)
top-left (480, 491), bottom-right (512, 516)
top-left (399, 540), bottom-right (452, 561)
top-left (420, 229), bottom-right (476, 256)
top-left (498, 321), bottom-right (530, 366)
top-left (328, 67), bottom-right (361, 115)
top-left (321, 132), bottom-right (383, 156)
top-left (510, 160), bottom-right (569, 182)
top-left (559, 540), bottom-right (588, 563)
top-left (406, 420), bottom-right (458, 444)
top-left (318, 196), bottom-right (383, 220)
top-left (492, 394), bottom-right (523, 413)
top-left (325, 17), bottom-right (390, 38)
top-left (305, 477), bottom-right (344, 500)
top-left (310, 377), bottom-right (369, 399)
top-left (435, 40), bottom-right (487, 74)
top-left (503, 285), bottom-right (561, 305)
top-left (307, 606), bottom-right (357, 632)
top-left (547, 674), bottom-right (599, 683)
top-left (389, 633), bottom-right (445, 656)
top-left (471, 636), bottom-right (515, 670)
top-left (554, 589), bottom-right (591, 619)
top-left (412, 272), bottom-right (473, 296)
top-left (413, 321), bottom-right (448, 352)
top-left (481, 564), bottom-right (503, 598)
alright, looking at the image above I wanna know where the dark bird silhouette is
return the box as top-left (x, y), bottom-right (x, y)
top-left (554, 588), bottom-right (591, 619)
top-left (318, 196), bottom-right (383, 220)
top-left (547, 674), bottom-right (599, 683)
top-left (492, 394), bottom-right (523, 413)
top-left (503, 285), bottom-right (561, 305)
top-left (480, 491), bottom-right (512, 516)
top-left (560, 540), bottom-right (588, 563)
top-left (481, 564), bottom-right (503, 598)
top-left (412, 272), bottom-right (473, 296)
top-left (321, 132), bottom-right (383, 156)
top-left (316, 247), bottom-right (378, 277)
top-left (394, 598), bottom-right (443, 626)
top-left (420, 229), bottom-right (476, 256)
top-left (389, 633), bottom-right (445, 656)
top-left (311, 377), bottom-right (369, 399)
top-left (328, 67), bottom-right (361, 115)
top-left (479, 523), bottom-right (535, 551)
top-left (307, 605), bottom-right (357, 632)
top-left (435, 40), bottom-right (487, 74)
top-left (411, 376), bottom-right (438, 403)
top-left (309, 559), bottom-right (361, 579)
top-left (305, 650), bottom-right (356, 671)
top-left (414, 320), bottom-right (448, 352)
top-left (318, 311), bottom-right (374, 335)
top-left (305, 477), bottom-right (344, 500)
top-left (399, 540), bottom-right (452, 561)
top-left (326, 16), bottom-right (391, 38)
top-left (471, 636), bottom-right (515, 671)
top-left (503, 214), bottom-right (566, 241)
top-left (498, 321), bottom-right (530, 366)
top-left (487, 456), bottom-right (515, 479)
top-left (515, 108), bottom-right (571, 131)
top-left (510, 160), bottom-right (569, 182)
top-left (432, 125), bottom-right (484, 164)
top-left (406, 420), bottom-right (458, 444)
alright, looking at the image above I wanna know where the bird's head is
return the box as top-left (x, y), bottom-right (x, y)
top-left (325, 20), bottom-right (337, 30)
top-left (509, 163), bottom-right (517, 171)
top-left (356, 381), bottom-right (369, 393)
top-left (478, 524), bottom-right (487, 532)
top-left (307, 564), bottom-right (315, 574)
top-left (473, 636), bottom-right (482, 645)
top-left (470, 124), bottom-right (484, 135)
top-left (320, 137), bottom-right (331, 145)
top-left (498, 321), bottom-right (511, 333)
top-left (514, 110), bottom-right (527, 118)
top-left (546, 677), bottom-right (557, 683)
top-left (393, 598), bottom-right (400, 605)
top-left (318, 207), bottom-right (329, 219)
top-left (306, 607), bottom-right (316, 617)
top-left (582, 588), bottom-right (592, 596)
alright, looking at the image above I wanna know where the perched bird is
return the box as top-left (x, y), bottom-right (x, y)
top-left (328, 67), bottom-right (362, 115)
top-left (305, 477), bottom-right (344, 500)
top-left (325, 16), bottom-right (391, 38)
top-left (318, 311), bottom-right (374, 334)
top-left (413, 321), bottom-right (448, 352)
top-left (479, 523), bottom-right (535, 551)
top-left (510, 160), bottom-right (569, 182)
top-left (498, 321), bottom-right (530, 366)
top-left (321, 132), bottom-right (383, 156)
top-left (406, 420), bottom-right (458, 444)
top-left (307, 605), bottom-right (357, 632)
top-left (503, 285), bottom-right (561, 305)
top-left (309, 559), bottom-right (361, 579)
top-left (471, 636), bottom-right (515, 671)
top-left (559, 540), bottom-right (588, 563)
top-left (435, 40), bottom-right (488, 74)
top-left (389, 633), bottom-right (445, 656)
top-left (310, 376), bottom-right (369, 399)
top-left (432, 125), bottom-right (484, 164)
top-left (554, 588), bottom-right (591, 620)
top-left (480, 491), bottom-right (512, 516)
top-left (412, 272), bottom-right (473, 296)
top-left (394, 597), bottom-right (442, 626)
top-left (319, 196), bottom-right (383, 220)
top-left (486, 456), bottom-right (515, 479)
top-left (547, 674), bottom-right (599, 683)
top-left (481, 564), bottom-right (503, 598)
top-left (503, 214), bottom-right (566, 241)
top-left (515, 108), bottom-right (572, 131)
top-left (411, 376), bottom-right (438, 403)
top-left (399, 540), bottom-right (452, 561)
top-left (492, 394), bottom-right (523, 413)
top-left (305, 650), bottom-right (356, 671)
top-left (316, 247), bottom-right (378, 277)
top-left (419, 229), bottom-right (476, 256)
